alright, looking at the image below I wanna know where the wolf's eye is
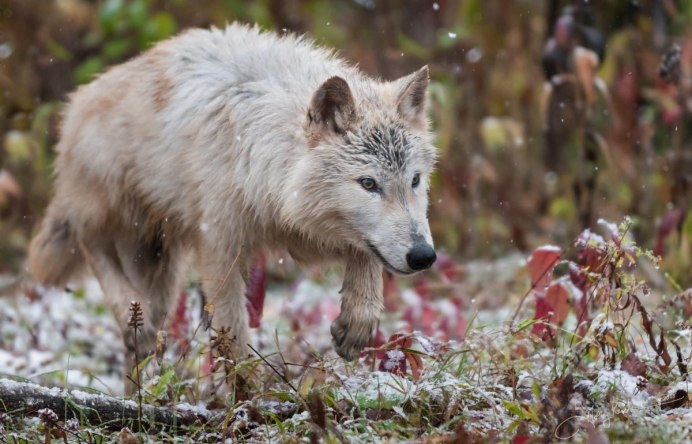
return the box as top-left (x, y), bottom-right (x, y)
top-left (359, 177), bottom-right (378, 192)
top-left (412, 173), bottom-right (421, 188)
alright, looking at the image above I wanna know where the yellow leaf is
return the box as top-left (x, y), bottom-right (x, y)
top-left (604, 332), bottom-right (618, 348)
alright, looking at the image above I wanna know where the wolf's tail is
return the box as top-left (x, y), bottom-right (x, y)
top-left (27, 205), bottom-right (85, 287)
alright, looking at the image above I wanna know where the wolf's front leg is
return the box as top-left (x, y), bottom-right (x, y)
top-left (209, 266), bottom-right (251, 360)
top-left (331, 253), bottom-right (384, 360)
top-left (198, 245), bottom-right (252, 363)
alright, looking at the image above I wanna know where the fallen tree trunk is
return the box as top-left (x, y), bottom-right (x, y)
top-left (0, 378), bottom-right (215, 431)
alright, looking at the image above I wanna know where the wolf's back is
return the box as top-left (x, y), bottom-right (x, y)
top-left (26, 23), bottom-right (354, 286)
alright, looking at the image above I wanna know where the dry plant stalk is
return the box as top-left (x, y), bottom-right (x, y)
top-left (127, 301), bottom-right (144, 427)
top-left (210, 326), bottom-right (236, 383)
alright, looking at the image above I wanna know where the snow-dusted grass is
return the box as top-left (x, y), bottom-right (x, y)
top-left (1, 237), bottom-right (691, 442)
top-left (0, 280), bottom-right (123, 394)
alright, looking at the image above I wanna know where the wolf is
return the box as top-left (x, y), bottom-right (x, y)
top-left (27, 23), bottom-right (437, 389)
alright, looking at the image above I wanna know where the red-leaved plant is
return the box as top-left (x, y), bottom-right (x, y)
top-left (361, 329), bottom-right (441, 381)
top-left (528, 218), bottom-right (658, 342)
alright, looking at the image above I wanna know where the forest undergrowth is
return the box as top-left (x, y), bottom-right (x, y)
top-left (0, 218), bottom-right (690, 443)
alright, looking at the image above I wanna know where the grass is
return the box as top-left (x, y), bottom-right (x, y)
top-left (0, 219), bottom-right (690, 443)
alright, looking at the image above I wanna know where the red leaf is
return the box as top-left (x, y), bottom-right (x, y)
top-left (169, 291), bottom-right (190, 354)
top-left (532, 282), bottom-right (571, 341)
top-left (531, 296), bottom-right (553, 340)
top-left (545, 282), bottom-right (570, 326)
top-left (654, 209), bottom-right (683, 257)
top-left (511, 436), bottom-right (530, 444)
top-left (246, 255), bottom-right (267, 328)
top-left (413, 277), bottom-right (429, 298)
top-left (388, 333), bottom-right (413, 349)
top-left (378, 348), bottom-right (407, 376)
top-left (406, 352), bottom-right (423, 381)
top-left (528, 246), bottom-right (561, 295)
top-left (378, 333), bottom-right (425, 379)
top-left (568, 261), bottom-right (588, 291)
top-left (379, 333), bottom-right (412, 376)
top-left (575, 230), bottom-right (606, 273)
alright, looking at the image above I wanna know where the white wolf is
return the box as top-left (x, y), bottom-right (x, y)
top-left (27, 23), bottom-right (437, 389)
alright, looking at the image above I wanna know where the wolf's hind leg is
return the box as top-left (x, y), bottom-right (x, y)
top-left (116, 236), bottom-right (185, 341)
top-left (81, 237), bottom-right (181, 395)
top-left (331, 253), bottom-right (384, 360)
top-left (79, 239), bottom-right (154, 394)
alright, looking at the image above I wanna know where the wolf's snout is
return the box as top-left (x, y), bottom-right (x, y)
top-left (406, 244), bottom-right (436, 271)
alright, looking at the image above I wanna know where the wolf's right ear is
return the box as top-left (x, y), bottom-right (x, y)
top-left (306, 76), bottom-right (357, 144)
top-left (395, 65), bottom-right (429, 129)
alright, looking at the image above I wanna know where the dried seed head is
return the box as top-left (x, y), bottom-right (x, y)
top-left (65, 418), bottom-right (80, 433)
top-left (210, 326), bottom-right (235, 360)
top-left (38, 408), bottom-right (59, 426)
top-left (210, 326), bottom-right (238, 384)
top-left (128, 301), bottom-right (144, 330)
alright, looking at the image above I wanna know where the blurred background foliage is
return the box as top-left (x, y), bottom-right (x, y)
top-left (0, 0), bottom-right (690, 286)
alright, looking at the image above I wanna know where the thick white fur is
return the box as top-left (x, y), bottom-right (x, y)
top-left (28, 24), bottom-right (436, 392)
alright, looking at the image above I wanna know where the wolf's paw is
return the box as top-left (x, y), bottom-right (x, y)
top-left (330, 314), bottom-right (376, 361)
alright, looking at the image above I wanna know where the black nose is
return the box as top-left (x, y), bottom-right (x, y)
top-left (406, 244), bottom-right (437, 271)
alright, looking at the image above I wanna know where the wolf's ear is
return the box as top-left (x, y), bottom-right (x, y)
top-left (396, 65), bottom-right (429, 128)
top-left (307, 76), bottom-right (357, 141)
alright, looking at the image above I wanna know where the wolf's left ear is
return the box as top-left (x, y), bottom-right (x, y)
top-left (396, 65), bottom-right (429, 129)
top-left (307, 76), bottom-right (357, 142)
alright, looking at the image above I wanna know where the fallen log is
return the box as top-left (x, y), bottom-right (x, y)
top-left (0, 378), bottom-right (215, 432)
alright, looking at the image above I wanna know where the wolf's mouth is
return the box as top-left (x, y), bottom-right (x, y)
top-left (365, 240), bottom-right (415, 276)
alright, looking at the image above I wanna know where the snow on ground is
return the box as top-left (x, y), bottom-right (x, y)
top-left (0, 280), bottom-right (123, 394)
top-left (0, 273), bottom-right (350, 396)
top-left (1, 253), bottom-right (691, 442)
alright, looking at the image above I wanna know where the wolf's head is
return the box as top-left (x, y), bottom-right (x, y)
top-left (285, 66), bottom-right (437, 275)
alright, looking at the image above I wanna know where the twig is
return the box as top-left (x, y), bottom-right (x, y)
top-left (247, 344), bottom-right (298, 393)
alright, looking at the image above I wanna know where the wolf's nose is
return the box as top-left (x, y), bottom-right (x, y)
top-left (406, 244), bottom-right (437, 271)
